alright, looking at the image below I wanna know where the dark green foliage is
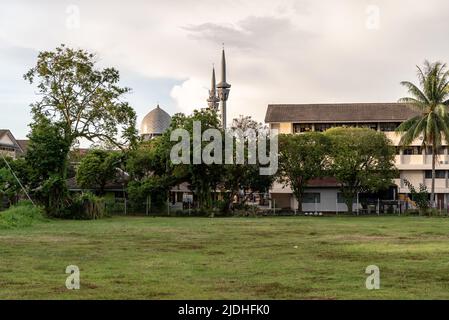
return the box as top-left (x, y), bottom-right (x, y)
top-left (0, 157), bottom-right (30, 206)
top-left (278, 132), bottom-right (330, 212)
top-left (25, 118), bottom-right (70, 216)
top-left (24, 44), bottom-right (137, 148)
top-left (76, 149), bottom-right (123, 194)
top-left (326, 127), bottom-right (397, 214)
top-left (65, 192), bottom-right (106, 220)
top-left (23, 44), bottom-right (138, 217)
top-left (403, 179), bottom-right (431, 215)
top-left (126, 138), bottom-right (177, 213)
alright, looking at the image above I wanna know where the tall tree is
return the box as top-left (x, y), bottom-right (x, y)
top-left (24, 44), bottom-right (137, 149)
top-left (219, 116), bottom-right (273, 214)
top-left (326, 127), bottom-right (397, 214)
top-left (278, 132), bottom-right (330, 212)
top-left (25, 117), bottom-right (71, 215)
top-left (167, 109), bottom-right (223, 211)
top-left (397, 61), bottom-right (449, 206)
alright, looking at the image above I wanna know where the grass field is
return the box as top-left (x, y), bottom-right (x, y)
top-left (1, 215), bottom-right (449, 299)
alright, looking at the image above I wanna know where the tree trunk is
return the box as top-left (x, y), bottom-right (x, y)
top-left (431, 146), bottom-right (436, 208)
top-left (294, 193), bottom-right (303, 213)
top-left (345, 196), bottom-right (354, 214)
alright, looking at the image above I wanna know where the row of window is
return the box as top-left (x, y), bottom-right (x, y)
top-left (292, 122), bottom-right (400, 133)
top-left (0, 147), bottom-right (15, 152)
top-left (399, 146), bottom-right (448, 155)
top-left (302, 193), bottom-right (362, 204)
top-left (424, 170), bottom-right (449, 179)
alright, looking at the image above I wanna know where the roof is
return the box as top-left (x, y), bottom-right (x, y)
top-left (307, 177), bottom-right (340, 188)
top-left (264, 103), bottom-right (419, 123)
top-left (0, 129), bottom-right (23, 153)
top-left (16, 140), bottom-right (29, 154)
top-left (140, 105), bottom-right (172, 135)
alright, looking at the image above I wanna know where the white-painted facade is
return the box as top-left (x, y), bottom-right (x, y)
top-left (266, 105), bottom-right (449, 212)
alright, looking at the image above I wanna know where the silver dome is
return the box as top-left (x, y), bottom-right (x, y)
top-left (140, 105), bottom-right (172, 135)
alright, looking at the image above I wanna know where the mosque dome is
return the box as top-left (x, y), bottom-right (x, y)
top-left (140, 104), bottom-right (172, 137)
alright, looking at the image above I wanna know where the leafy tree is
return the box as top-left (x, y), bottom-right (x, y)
top-left (396, 61), bottom-right (449, 207)
top-left (166, 109), bottom-right (223, 211)
top-left (127, 138), bottom-right (179, 212)
top-left (23, 44), bottom-right (137, 215)
top-left (0, 157), bottom-right (29, 206)
top-left (24, 44), bottom-right (137, 149)
top-left (326, 127), bottom-right (397, 214)
top-left (403, 179), bottom-right (430, 215)
top-left (219, 116), bottom-right (273, 214)
top-left (25, 117), bottom-right (71, 216)
top-left (278, 132), bottom-right (330, 212)
top-left (76, 150), bottom-right (123, 194)
top-left (0, 167), bottom-right (15, 205)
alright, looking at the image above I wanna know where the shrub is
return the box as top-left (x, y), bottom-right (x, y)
top-left (65, 192), bottom-right (107, 220)
top-left (0, 201), bottom-right (45, 229)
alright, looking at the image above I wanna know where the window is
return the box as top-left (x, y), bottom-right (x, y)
top-left (403, 147), bottom-right (421, 155)
top-left (303, 193), bottom-right (320, 203)
top-left (425, 170), bottom-right (446, 179)
top-left (337, 193), bottom-right (357, 204)
top-left (380, 122), bottom-right (400, 131)
top-left (358, 123), bottom-right (378, 130)
top-left (293, 123), bottom-right (312, 133)
top-left (424, 147), bottom-right (445, 155)
top-left (315, 123), bottom-right (334, 132)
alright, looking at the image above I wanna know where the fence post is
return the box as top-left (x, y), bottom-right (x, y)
top-left (146, 195), bottom-right (149, 216)
top-left (336, 197), bottom-right (338, 216)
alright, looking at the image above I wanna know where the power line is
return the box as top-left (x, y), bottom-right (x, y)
top-left (0, 152), bottom-right (36, 207)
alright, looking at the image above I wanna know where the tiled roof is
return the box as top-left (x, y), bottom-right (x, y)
top-left (265, 103), bottom-right (419, 123)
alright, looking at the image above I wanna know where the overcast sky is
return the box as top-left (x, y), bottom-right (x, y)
top-left (1, 0), bottom-right (449, 139)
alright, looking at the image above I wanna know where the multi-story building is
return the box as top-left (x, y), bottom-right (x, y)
top-left (265, 103), bottom-right (448, 212)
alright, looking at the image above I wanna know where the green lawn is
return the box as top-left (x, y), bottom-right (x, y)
top-left (1, 215), bottom-right (449, 299)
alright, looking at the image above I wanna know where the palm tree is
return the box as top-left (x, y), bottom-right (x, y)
top-left (397, 61), bottom-right (449, 207)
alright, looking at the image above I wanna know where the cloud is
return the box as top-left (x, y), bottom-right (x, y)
top-left (170, 78), bottom-right (209, 114)
top-left (2, 0), bottom-right (449, 139)
top-left (183, 15), bottom-right (314, 50)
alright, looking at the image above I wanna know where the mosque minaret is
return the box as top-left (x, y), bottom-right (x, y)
top-left (208, 48), bottom-right (231, 128)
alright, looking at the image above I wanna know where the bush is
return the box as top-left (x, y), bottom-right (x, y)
top-left (0, 201), bottom-right (45, 229)
top-left (65, 192), bottom-right (107, 220)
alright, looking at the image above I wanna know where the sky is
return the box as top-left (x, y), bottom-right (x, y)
top-left (1, 0), bottom-right (449, 140)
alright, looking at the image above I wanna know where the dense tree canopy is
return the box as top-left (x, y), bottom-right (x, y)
top-left (24, 44), bottom-right (137, 148)
top-left (76, 150), bottom-right (123, 194)
top-left (278, 132), bottom-right (330, 212)
top-left (326, 127), bottom-right (397, 214)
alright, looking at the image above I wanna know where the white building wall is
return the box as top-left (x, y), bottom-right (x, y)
top-left (289, 188), bottom-right (355, 213)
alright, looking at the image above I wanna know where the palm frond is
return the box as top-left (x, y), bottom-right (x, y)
top-left (399, 81), bottom-right (429, 104)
